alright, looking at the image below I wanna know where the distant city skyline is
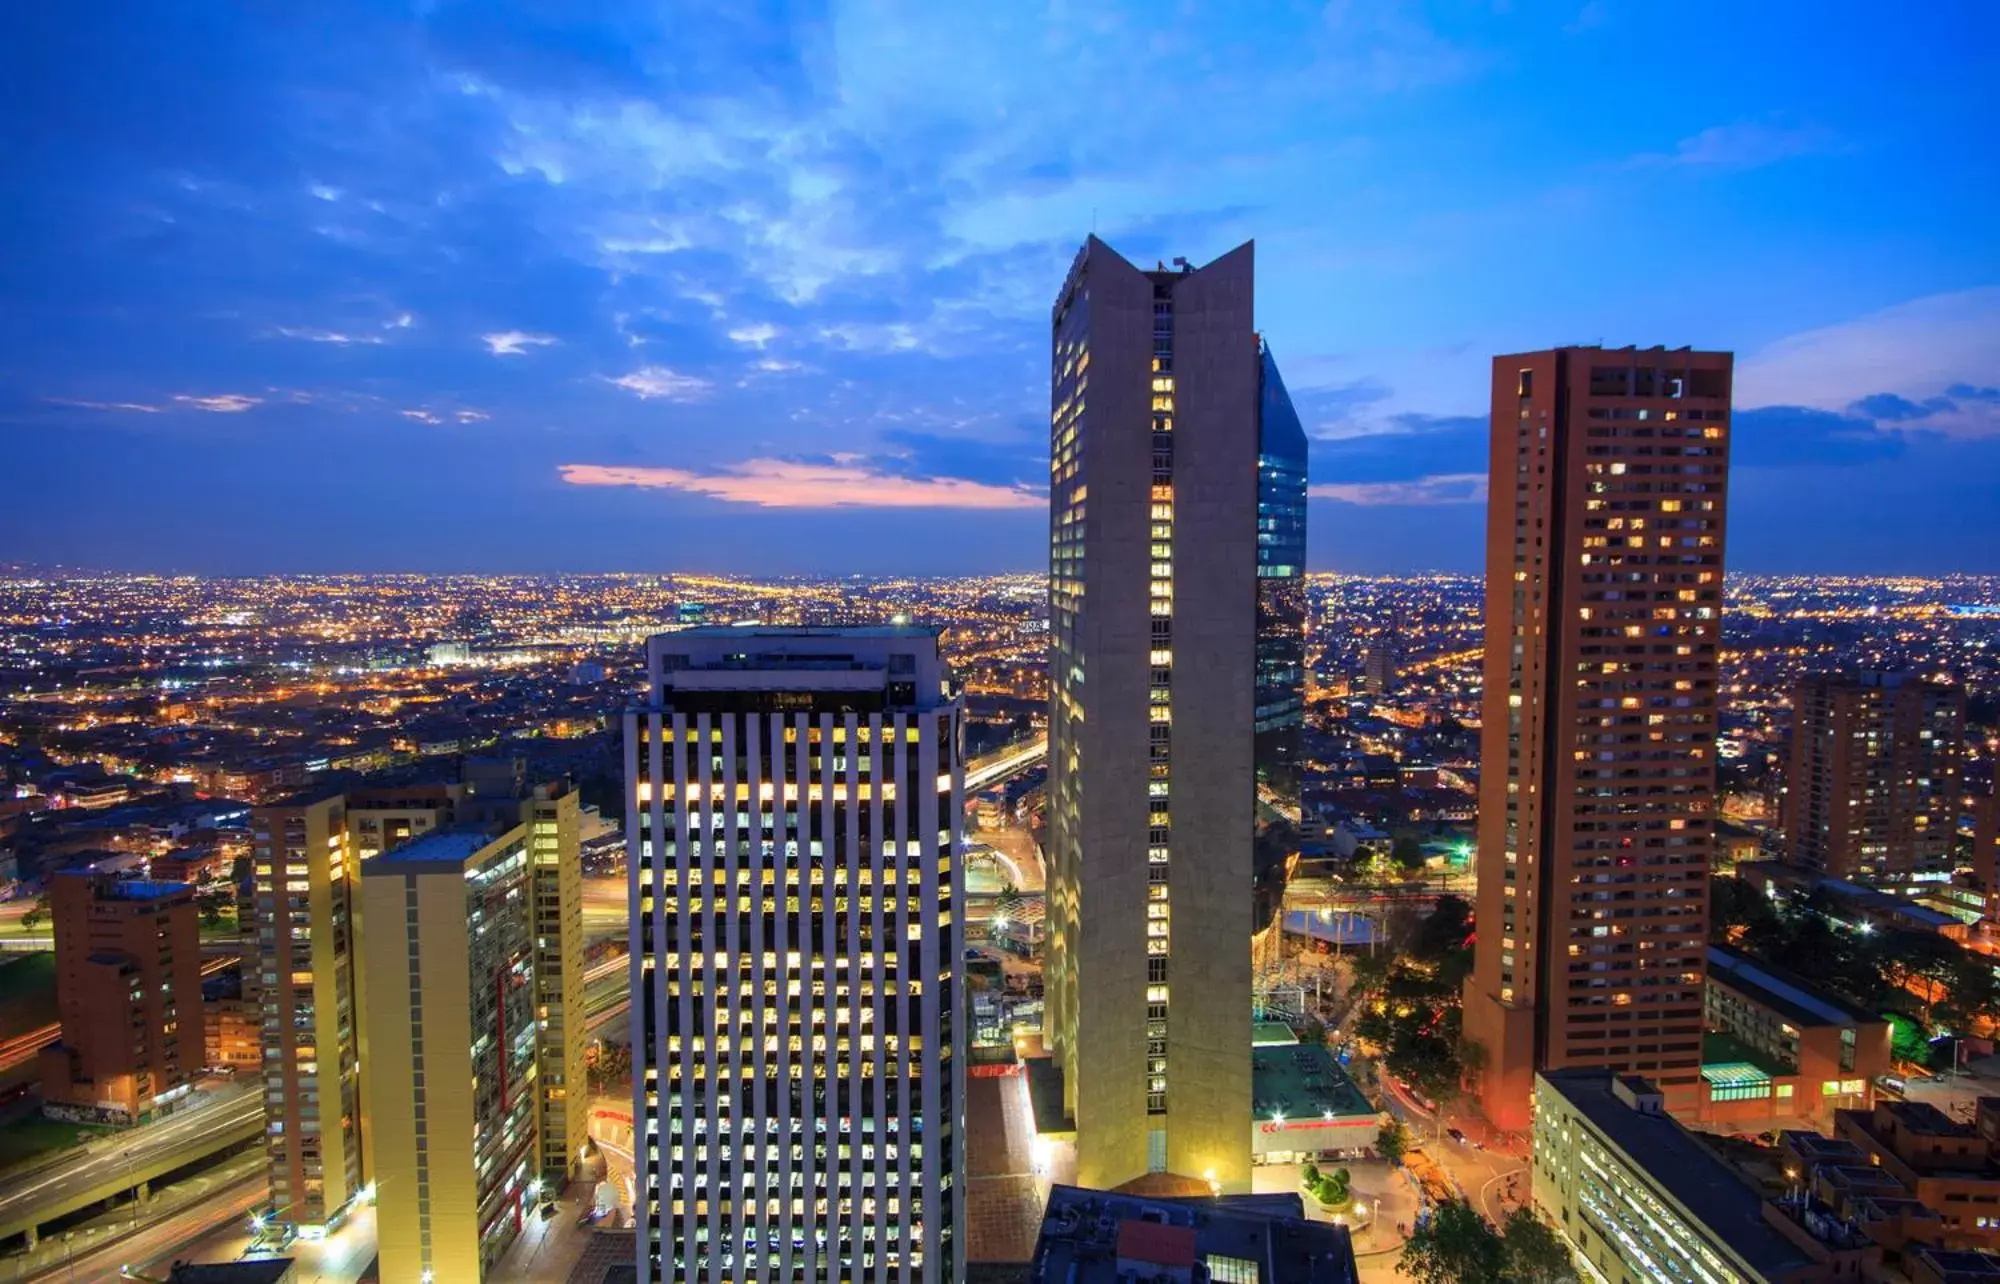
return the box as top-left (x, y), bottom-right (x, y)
top-left (4, 3), bottom-right (1998, 574)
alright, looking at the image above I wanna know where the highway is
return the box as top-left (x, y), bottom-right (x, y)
top-left (0, 1087), bottom-right (264, 1244)
top-left (964, 737), bottom-right (1046, 793)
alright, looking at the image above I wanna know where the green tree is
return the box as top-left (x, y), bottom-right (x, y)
top-left (20, 896), bottom-right (48, 933)
top-left (1888, 1012), bottom-right (1933, 1067)
top-left (1500, 1207), bottom-right (1576, 1284)
top-left (1880, 930), bottom-right (1961, 1029)
top-left (1377, 1116), bottom-right (1410, 1166)
top-left (1392, 834), bottom-right (1427, 871)
top-left (991, 882), bottom-right (1024, 944)
top-left (1400, 1198), bottom-right (1504, 1284)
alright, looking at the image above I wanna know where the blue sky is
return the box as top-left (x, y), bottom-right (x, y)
top-left (2, 0), bottom-right (1996, 575)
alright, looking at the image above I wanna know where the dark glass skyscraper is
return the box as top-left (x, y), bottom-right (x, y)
top-left (1252, 343), bottom-right (1308, 932)
top-left (1254, 342), bottom-right (1308, 816)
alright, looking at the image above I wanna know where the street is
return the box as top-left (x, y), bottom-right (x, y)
top-left (0, 1086), bottom-right (261, 1233)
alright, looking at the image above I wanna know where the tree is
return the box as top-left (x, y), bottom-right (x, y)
top-left (991, 882), bottom-right (1024, 944)
top-left (1500, 1207), bottom-right (1576, 1284)
top-left (1392, 835), bottom-right (1427, 871)
top-left (20, 895), bottom-right (47, 933)
top-left (1879, 930), bottom-right (1961, 1029)
top-left (1400, 1198), bottom-right (1504, 1284)
top-left (1377, 1116), bottom-right (1409, 1165)
top-left (1888, 1012), bottom-right (1933, 1067)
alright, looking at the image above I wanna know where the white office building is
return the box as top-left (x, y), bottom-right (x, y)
top-left (624, 626), bottom-right (966, 1282)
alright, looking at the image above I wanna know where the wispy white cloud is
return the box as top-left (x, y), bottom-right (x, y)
top-left (1630, 119), bottom-right (1840, 170)
top-left (173, 394), bottom-right (262, 413)
top-left (46, 398), bottom-right (161, 413)
top-left (607, 366), bottom-right (711, 401)
top-left (726, 322), bottom-right (780, 348)
top-left (482, 330), bottom-right (559, 356)
top-left (1737, 287), bottom-right (2000, 430)
top-left (400, 409), bottom-right (444, 424)
top-left (816, 322), bottom-right (923, 354)
top-left (1309, 473), bottom-right (1487, 505)
top-left (455, 409), bottom-right (490, 423)
top-left (275, 325), bottom-right (386, 345)
top-left (559, 459), bottom-right (1045, 510)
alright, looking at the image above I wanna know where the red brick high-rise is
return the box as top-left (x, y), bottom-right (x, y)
top-left (1463, 347), bottom-right (1732, 1130)
top-left (39, 872), bottom-right (204, 1122)
top-left (1782, 672), bottom-right (1964, 883)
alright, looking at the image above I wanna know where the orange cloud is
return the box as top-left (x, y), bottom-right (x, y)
top-left (559, 459), bottom-right (1045, 510)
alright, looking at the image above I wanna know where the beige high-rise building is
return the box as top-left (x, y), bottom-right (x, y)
top-left (1464, 347), bottom-right (1732, 1131)
top-left (1046, 237), bottom-right (1257, 1192)
top-left (252, 768), bottom-right (585, 1237)
top-left (360, 825), bottom-right (540, 1284)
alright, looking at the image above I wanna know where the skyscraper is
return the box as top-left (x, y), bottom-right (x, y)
top-left (1463, 347), bottom-right (1733, 1130)
top-left (1046, 237), bottom-right (1257, 1192)
top-left (1255, 342), bottom-right (1310, 939)
top-left (625, 626), bottom-right (965, 1281)
top-left (1255, 340), bottom-right (1309, 821)
top-left (1782, 672), bottom-right (1964, 884)
top-left (359, 825), bottom-right (539, 1283)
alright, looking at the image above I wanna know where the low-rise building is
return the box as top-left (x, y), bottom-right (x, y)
top-left (1030, 1184), bottom-right (1357, 1283)
top-left (1534, 1070), bottom-right (1877, 1283)
top-left (1701, 944), bottom-right (1891, 1127)
top-left (1834, 1100), bottom-right (2000, 1250)
top-left (1780, 1131), bottom-right (1945, 1263)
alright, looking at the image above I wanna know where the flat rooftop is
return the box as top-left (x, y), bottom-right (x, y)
top-left (368, 827), bottom-right (496, 870)
top-left (1034, 1185), bottom-right (1356, 1284)
top-left (671, 624), bottom-right (941, 640)
top-left (1708, 944), bottom-right (1879, 1028)
top-left (1253, 1041), bottom-right (1375, 1121)
top-left (1539, 1070), bottom-right (1812, 1281)
top-left (68, 876), bottom-right (193, 901)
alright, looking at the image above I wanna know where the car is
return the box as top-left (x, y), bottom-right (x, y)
top-left (1446, 1127), bottom-right (1468, 1146)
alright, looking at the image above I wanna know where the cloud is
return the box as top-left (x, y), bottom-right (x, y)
top-left (46, 398), bottom-right (161, 413)
top-left (1309, 473), bottom-right (1487, 505)
top-left (816, 322), bottom-right (923, 354)
top-left (1737, 288), bottom-right (2000, 424)
top-left (726, 322), bottom-right (780, 348)
top-left (455, 409), bottom-right (490, 423)
top-left (275, 326), bottom-right (386, 345)
top-left (481, 330), bottom-right (559, 356)
top-left (173, 394), bottom-right (261, 413)
top-left (607, 366), bottom-right (711, 401)
top-left (1631, 119), bottom-right (1840, 169)
top-left (400, 409), bottom-right (444, 424)
top-left (559, 459), bottom-right (1046, 509)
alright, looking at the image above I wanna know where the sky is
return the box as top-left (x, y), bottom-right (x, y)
top-left (2, 1), bottom-right (1997, 576)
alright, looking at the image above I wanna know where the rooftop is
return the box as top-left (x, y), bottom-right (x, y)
top-left (1708, 944), bottom-right (1880, 1028)
top-left (60, 873), bottom-right (193, 901)
top-left (164, 1262), bottom-right (297, 1284)
top-left (672, 624), bottom-right (941, 640)
top-left (1538, 1070), bottom-right (1814, 1281)
top-left (1033, 1185), bottom-right (1357, 1284)
top-left (367, 826), bottom-right (496, 871)
top-left (1252, 1041), bottom-right (1375, 1122)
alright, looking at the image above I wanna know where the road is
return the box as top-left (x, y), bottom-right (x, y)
top-left (0, 1087), bottom-right (262, 1234)
top-left (963, 737), bottom-right (1046, 793)
top-left (1379, 1075), bottom-right (1526, 1224)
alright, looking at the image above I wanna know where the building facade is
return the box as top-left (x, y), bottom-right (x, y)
top-left (1534, 1070), bottom-right (1875, 1283)
top-left (1254, 339), bottom-right (1309, 819)
top-left (360, 826), bottom-right (540, 1283)
top-left (1046, 236), bottom-right (1258, 1193)
top-left (251, 771), bottom-right (582, 1235)
top-left (1465, 347), bottom-right (1733, 1129)
top-left (625, 626), bottom-right (966, 1281)
top-left (1783, 672), bottom-right (1965, 884)
top-left (39, 873), bottom-right (203, 1122)
top-left (252, 791), bottom-right (368, 1231)
top-left (1702, 944), bottom-right (1889, 1127)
